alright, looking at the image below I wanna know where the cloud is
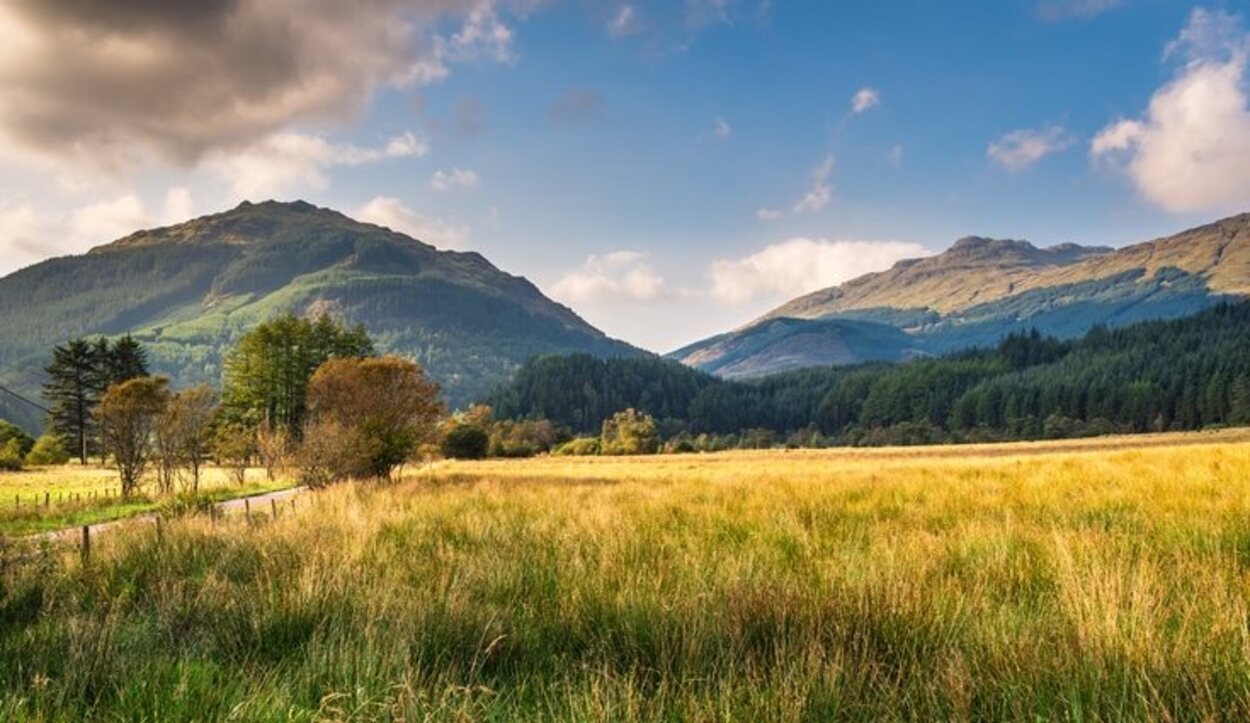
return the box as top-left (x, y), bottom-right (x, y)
top-left (607, 4), bottom-right (640, 39)
top-left (551, 251), bottom-right (665, 303)
top-left (699, 117), bottom-right (733, 141)
top-left (1090, 8), bottom-right (1250, 212)
top-left (887, 144), bottom-right (905, 165)
top-left (69, 195), bottom-right (150, 246)
top-left (209, 131), bottom-right (426, 198)
top-left (548, 89), bottom-right (606, 125)
top-left (357, 196), bottom-right (469, 249)
top-left (987, 125), bottom-right (1072, 172)
top-left (851, 87), bottom-right (881, 114)
top-left (0, 202), bottom-right (45, 273)
top-left (430, 168), bottom-right (480, 191)
top-left (1036, 0), bottom-right (1123, 22)
top-left (0, 0), bottom-right (515, 170)
top-left (756, 207), bottom-right (783, 221)
top-left (793, 155), bottom-right (834, 213)
top-left (709, 238), bottom-right (929, 305)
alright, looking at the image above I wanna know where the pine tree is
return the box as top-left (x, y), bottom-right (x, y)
top-left (43, 339), bottom-right (106, 464)
top-left (103, 334), bottom-right (150, 386)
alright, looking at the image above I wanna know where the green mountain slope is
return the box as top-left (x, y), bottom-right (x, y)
top-left (0, 200), bottom-right (639, 429)
top-left (673, 213), bottom-right (1250, 377)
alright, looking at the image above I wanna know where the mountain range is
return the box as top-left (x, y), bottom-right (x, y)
top-left (0, 200), bottom-right (637, 430)
top-left (671, 213), bottom-right (1250, 378)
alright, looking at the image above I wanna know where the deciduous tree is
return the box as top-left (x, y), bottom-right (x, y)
top-left (96, 376), bottom-right (171, 497)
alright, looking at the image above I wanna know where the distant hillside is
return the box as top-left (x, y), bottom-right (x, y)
top-left (496, 302), bottom-right (1250, 442)
top-left (673, 213), bottom-right (1250, 377)
top-left (0, 200), bottom-right (639, 430)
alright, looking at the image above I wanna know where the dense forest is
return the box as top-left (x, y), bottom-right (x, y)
top-left (491, 302), bottom-right (1250, 446)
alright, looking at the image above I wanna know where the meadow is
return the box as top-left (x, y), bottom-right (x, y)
top-left (4, 430), bottom-right (1250, 720)
top-left (0, 465), bottom-right (291, 535)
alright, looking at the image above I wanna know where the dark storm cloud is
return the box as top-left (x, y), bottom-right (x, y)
top-left (0, 0), bottom-right (508, 166)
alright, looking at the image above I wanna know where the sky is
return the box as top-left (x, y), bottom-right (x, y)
top-left (0, 0), bottom-right (1248, 353)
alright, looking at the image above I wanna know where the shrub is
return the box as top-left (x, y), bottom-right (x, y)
top-left (442, 424), bottom-right (489, 460)
top-left (600, 408), bottom-right (659, 456)
top-left (0, 420), bottom-right (34, 459)
top-left (553, 437), bottom-right (601, 456)
top-left (0, 438), bottom-right (23, 471)
top-left (24, 434), bottom-right (70, 466)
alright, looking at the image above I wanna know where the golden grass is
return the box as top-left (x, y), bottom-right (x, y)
top-left (0, 465), bottom-right (287, 535)
top-left (4, 430), bottom-right (1250, 719)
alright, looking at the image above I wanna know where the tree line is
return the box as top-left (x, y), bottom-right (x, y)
top-left (490, 302), bottom-right (1250, 448)
top-left (1, 314), bottom-right (444, 496)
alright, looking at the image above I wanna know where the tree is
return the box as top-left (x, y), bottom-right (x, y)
top-left (600, 408), bottom-right (659, 455)
top-left (24, 434), bottom-right (70, 466)
top-left (43, 335), bottom-right (150, 465)
top-left (222, 314), bottom-right (374, 435)
top-left (95, 376), bottom-right (171, 497)
top-left (304, 355), bottom-right (443, 480)
top-left (161, 385), bottom-right (219, 494)
top-left (44, 339), bottom-right (105, 464)
top-left (213, 423), bottom-right (255, 486)
top-left (255, 420), bottom-right (291, 481)
top-left (442, 424), bottom-right (489, 459)
top-left (0, 420), bottom-right (34, 459)
top-left (0, 438), bottom-right (23, 471)
top-left (101, 334), bottom-right (150, 387)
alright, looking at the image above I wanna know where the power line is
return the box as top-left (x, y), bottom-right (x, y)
top-left (0, 382), bottom-right (50, 415)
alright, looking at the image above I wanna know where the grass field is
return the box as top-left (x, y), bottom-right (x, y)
top-left (0, 465), bottom-right (292, 535)
top-left (4, 430), bottom-right (1250, 719)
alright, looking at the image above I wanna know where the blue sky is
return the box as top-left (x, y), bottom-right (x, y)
top-left (0, 0), bottom-right (1247, 351)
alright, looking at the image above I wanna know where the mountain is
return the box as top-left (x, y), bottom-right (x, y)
top-left (0, 200), bottom-right (638, 429)
top-left (673, 213), bottom-right (1250, 377)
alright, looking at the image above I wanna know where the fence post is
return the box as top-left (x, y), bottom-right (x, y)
top-left (245, 498), bottom-right (252, 527)
top-left (44, 492), bottom-right (49, 508)
top-left (81, 525), bottom-right (90, 563)
top-left (271, 499), bottom-right (278, 519)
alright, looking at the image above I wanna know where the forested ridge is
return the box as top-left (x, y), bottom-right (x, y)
top-left (491, 302), bottom-right (1250, 445)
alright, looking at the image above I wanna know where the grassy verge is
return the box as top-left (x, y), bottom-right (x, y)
top-left (3, 434), bottom-right (1250, 719)
top-left (0, 475), bottom-right (297, 536)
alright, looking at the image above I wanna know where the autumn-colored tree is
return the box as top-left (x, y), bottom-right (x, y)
top-left (166, 385), bottom-right (219, 493)
top-left (213, 422), bottom-right (255, 485)
top-left (95, 376), bottom-right (171, 497)
top-left (255, 420), bottom-right (291, 481)
top-left (304, 355), bottom-right (443, 480)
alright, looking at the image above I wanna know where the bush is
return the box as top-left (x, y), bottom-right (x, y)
top-left (442, 424), bottom-right (489, 460)
top-left (0, 438), bottom-right (23, 471)
top-left (24, 434), bottom-right (70, 466)
top-left (600, 408), bottom-right (659, 456)
top-left (0, 420), bottom-right (34, 459)
top-left (553, 437), bottom-right (601, 456)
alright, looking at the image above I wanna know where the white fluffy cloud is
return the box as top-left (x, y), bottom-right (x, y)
top-left (430, 168), bottom-right (480, 191)
top-left (793, 155), bottom-right (834, 213)
top-left (756, 207), bottom-right (783, 221)
top-left (987, 125), bottom-right (1072, 172)
top-left (357, 196), bottom-right (468, 249)
top-left (1090, 8), bottom-right (1250, 213)
top-left (0, 1), bottom-right (516, 170)
top-left (851, 87), bottom-right (880, 114)
top-left (551, 251), bottom-right (665, 304)
top-left (607, 4), bottom-right (640, 39)
top-left (209, 131), bottom-right (426, 198)
top-left (709, 238), bottom-right (929, 304)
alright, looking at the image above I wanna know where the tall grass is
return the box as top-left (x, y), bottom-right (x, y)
top-left (4, 435), bottom-right (1250, 719)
